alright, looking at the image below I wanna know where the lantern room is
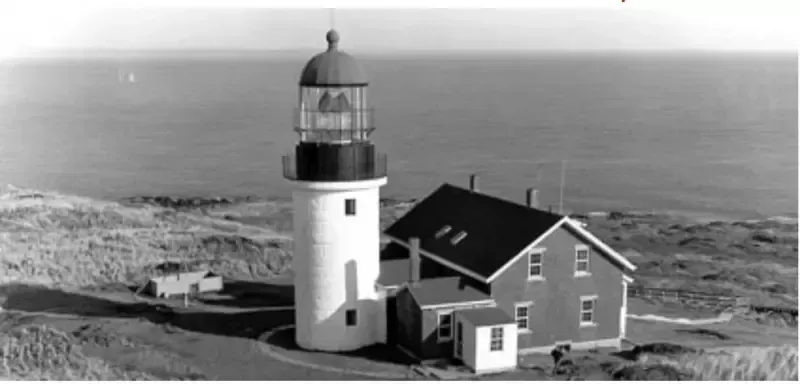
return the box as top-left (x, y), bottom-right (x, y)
top-left (283, 29), bottom-right (387, 182)
top-left (295, 29), bottom-right (374, 143)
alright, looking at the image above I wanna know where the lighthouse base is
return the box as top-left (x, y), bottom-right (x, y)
top-left (289, 177), bottom-right (388, 352)
top-left (295, 297), bottom-right (387, 352)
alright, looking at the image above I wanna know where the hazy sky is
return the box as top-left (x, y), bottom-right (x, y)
top-left (1, 1), bottom-right (797, 57)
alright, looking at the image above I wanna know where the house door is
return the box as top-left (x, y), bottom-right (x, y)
top-left (454, 321), bottom-right (463, 360)
top-left (386, 296), bottom-right (398, 345)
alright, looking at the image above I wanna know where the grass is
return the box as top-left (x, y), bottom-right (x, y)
top-left (0, 185), bottom-right (292, 289)
top-left (633, 345), bottom-right (798, 381)
top-left (1, 185), bottom-right (798, 380)
top-left (0, 324), bottom-right (157, 380)
top-left (507, 343), bottom-right (799, 381)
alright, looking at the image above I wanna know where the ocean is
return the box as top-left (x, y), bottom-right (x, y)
top-left (0, 52), bottom-right (796, 220)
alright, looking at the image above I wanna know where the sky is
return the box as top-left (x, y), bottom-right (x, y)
top-left (0, 0), bottom-right (797, 57)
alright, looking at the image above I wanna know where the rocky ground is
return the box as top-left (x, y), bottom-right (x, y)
top-left (0, 185), bottom-right (797, 380)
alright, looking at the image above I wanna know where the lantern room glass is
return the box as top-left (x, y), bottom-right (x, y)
top-left (294, 85), bottom-right (374, 144)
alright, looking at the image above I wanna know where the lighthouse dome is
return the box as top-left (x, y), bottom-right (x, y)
top-left (299, 30), bottom-right (368, 87)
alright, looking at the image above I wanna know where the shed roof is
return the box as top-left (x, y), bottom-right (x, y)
top-left (458, 307), bottom-right (515, 327)
top-left (149, 270), bottom-right (216, 284)
top-left (406, 276), bottom-right (493, 309)
top-left (384, 183), bottom-right (563, 280)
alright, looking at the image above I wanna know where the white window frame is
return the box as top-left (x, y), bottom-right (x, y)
top-left (527, 248), bottom-right (545, 281)
top-left (579, 295), bottom-right (598, 327)
top-left (489, 326), bottom-right (504, 351)
top-left (515, 302), bottom-right (532, 333)
top-left (437, 310), bottom-right (454, 341)
top-left (575, 245), bottom-right (591, 276)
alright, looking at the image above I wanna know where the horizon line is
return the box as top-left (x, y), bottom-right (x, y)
top-left (4, 47), bottom-right (796, 60)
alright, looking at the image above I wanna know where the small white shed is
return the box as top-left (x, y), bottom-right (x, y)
top-left (146, 270), bottom-right (223, 299)
top-left (454, 307), bottom-right (518, 375)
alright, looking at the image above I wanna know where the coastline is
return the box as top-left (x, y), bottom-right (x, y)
top-left (1, 185), bottom-right (797, 308)
top-left (115, 193), bottom-right (797, 224)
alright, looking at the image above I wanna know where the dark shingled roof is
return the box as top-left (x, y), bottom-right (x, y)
top-left (406, 276), bottom-right (493, 308)
top-left (458, 307), bottom-right (515, 327)
top-left (384, 183), bottom-right (564, 280)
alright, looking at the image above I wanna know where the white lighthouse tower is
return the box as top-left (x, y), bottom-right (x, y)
top-left (283, 29), bottom-right (388, 351)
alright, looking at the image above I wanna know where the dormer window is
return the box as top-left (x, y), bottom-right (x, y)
top-left (435, 225), bottom-right (452, 239)
top-left (451, 231), bottom-right (467, 245)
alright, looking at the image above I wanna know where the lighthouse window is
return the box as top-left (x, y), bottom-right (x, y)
top-left (346, 309), bottom-right (357, 326)
top-left (345, 198), bottom-right (357, 216)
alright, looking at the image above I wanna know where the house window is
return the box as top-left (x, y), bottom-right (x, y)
top-left (437, 312), bottom-right (453, 341)
top-left (528, 250), bottom-right (544, 279)
top-left (346, 309), bottom-right (357, 326)
top-left (490, 327), bottom-right (504, 351)
top-left (515, 303), bottom-right (531, 332)
top-left (575, 245), bottom-right (590, 275)
top-left (580, 296), bottom-right (597, 326)
top-left (345, 199), bottom-right (356, 216)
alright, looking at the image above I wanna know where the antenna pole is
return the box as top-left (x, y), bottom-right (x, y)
top-left (329, 8), bottom-right (335, 29)
top-left (559, 159), bottom-right (566, 214)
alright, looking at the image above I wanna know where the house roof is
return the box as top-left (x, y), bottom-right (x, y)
top-left (385, 183), bottom-right (637, 283)
top-left (384, 183), bottom-right (563, 280)
top-left (458, 307), bottom-right (515, 327)
top-left (406, 276), bottom-right (494, 309)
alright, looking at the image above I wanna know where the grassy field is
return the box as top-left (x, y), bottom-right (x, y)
top-left (1, 185), bottom-right (797, 380)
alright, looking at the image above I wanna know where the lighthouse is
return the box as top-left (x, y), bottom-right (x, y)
top-left (283, 29), bottom-right (388, 351)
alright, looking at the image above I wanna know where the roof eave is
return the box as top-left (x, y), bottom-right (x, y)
top-left (485, 216), bottom-right (570, 283)
top-left (484, 216), bottom-right (638, 283)
top-left (563, 218), bottom-right (638, 272)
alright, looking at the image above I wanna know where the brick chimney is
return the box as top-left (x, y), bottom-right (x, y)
top-left (469, 174), bottom-right (480, 193)
top-left (409, 237), bottom-right (421, 285)
top-left (526, 188), bottom-right (539, 209)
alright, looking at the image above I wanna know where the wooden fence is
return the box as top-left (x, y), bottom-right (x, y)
top-left (627, 286), bottom-right (749, 308)
top-left (627, 286), bottom-right (798, 316)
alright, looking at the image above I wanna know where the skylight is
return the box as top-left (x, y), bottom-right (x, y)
top-left (451, 231), bottom-right (468, 245)
top-left (435, 225), bottom-right (452, 239)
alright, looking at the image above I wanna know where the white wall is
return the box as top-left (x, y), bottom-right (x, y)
top-left (197, 276), bottom-right (223, 293)
top-left (149, 272), bottom-right (222, 297)
top-left (291, 178), bottom-right (387, 351)
top-left (474, 323), bottom-right (518, 374)
top-left (620, 278), bottom-right (629, 338)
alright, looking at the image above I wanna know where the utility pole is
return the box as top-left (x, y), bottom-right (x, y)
top-left (559, 160), bottom-right (566, 214)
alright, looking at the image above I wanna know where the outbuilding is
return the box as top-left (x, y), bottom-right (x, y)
top-left (455, 307), bottom-right (518, 374)
top-left (145, 270), bottom-right (223, 299)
